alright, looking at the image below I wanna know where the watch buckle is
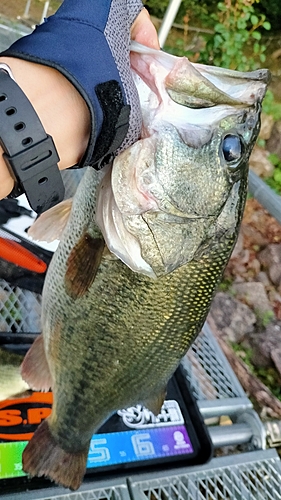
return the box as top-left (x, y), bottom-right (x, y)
top-left (0, 63), bottom-right (15, 81)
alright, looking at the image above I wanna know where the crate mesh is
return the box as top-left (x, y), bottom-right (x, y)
top-left (0, 279), bottom-right (41, 332)
top-left (130, 454), bottom-right (281, 500)
top-left (1, 482), bottom-right (131, 500)
top-left (40, 487), bottom-right (127, 500)
top-left (183, 327), bottom-right (243, 401)
top-left (0, 172), bottom-right (83, 334)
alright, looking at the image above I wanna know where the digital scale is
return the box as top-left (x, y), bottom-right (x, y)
top-left (0, 366), bottom-right (213, 494)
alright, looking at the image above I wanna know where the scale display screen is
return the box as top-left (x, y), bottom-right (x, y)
top-left (87, 399), bottom-right (195, 470)
top-left (0, 368), bottom-right (212, 485)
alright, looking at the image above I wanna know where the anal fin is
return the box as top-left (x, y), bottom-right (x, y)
top-left (65, 233), bottom-right (104, 300)
top-left (21, 334), bottom-right (52, 391)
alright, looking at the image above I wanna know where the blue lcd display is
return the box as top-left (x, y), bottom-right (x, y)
top-left (87, 424), bottom-right (194, 468)
top-left (83, 375), bottom-right (201, 472)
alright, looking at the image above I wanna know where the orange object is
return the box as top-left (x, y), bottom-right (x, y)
top-left (0, 392), bottom-right (53, 441)
top-left (0, 237), bottom-right (47, 273)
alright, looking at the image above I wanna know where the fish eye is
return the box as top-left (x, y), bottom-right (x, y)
top-left (222, 134), bottom-right (242, 162)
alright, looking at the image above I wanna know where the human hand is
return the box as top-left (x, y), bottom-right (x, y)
top-left (0, 4), bottom-right (159, 202)
top-left (131, 8), bottom-right (160, 49)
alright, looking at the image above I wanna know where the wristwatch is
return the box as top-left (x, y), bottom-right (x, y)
top-left (0, 63), bottom-right (65, 214)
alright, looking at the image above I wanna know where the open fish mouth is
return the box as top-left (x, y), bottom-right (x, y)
top-left (130, 41), bottom-right (270, 109)
top-left (130, 42), bottom-right (270, 149)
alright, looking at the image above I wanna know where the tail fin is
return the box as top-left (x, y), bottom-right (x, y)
top-left (22, 419), bottom-right (88, 490)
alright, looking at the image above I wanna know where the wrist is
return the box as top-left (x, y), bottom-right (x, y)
top-left (0, 56), bottom-right (90, 199)
top-left (0, 153), bottom-right (14, 198)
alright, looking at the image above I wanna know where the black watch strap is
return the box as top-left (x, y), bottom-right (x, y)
top-left (0, 64), bottom-right (65, 214)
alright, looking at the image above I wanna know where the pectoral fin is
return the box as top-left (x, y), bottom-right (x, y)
top-left (144, 388), bottom-right (166, 416)
top-left (28, 199), bottom-right (73, 243)
top-left (65, 233), bottom-right (104, 300)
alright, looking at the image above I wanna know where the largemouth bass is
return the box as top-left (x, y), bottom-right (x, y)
top-left (22, 43), bottom-right (269, 490)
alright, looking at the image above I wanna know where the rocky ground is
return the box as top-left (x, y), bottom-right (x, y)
top-left (209, 194), bottom-right (281, 417)
top-left (205, 107), bottom-right (281, 420)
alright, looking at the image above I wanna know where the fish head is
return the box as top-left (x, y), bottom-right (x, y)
top-left (96, 44), bottom-right (269, 278)
top-left (139, 106), bottom-right (260, 219)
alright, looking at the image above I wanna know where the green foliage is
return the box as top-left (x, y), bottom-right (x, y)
top-left (265, 153), bottom-right (281, 194)
top-left (146, 0), bottom-right (271, 71)
top-left (144, 0), bottom-right (212, 26)
top-left (164, 37), bottom-right (194, 59)
top-left (262, 91), bottom-right (281, 121)
top-left (199, 0), bottom-right (271, 70)
top-left (143, 0), bottom-right (170, 19)
top-left (232, 343), bottom-right (254, 369)
top-left (256, 309), bottom-right (275, 327)
top-left (217, 277), bottom-right (234, 292)
top-left (256, 367), bottom-right (281, 399)
top-left (260, 91), bottom-right (281, 194)
top-left (145, 0), bottom-right (279, 31)
top-left (257, 137), bottom-right (266, 148)
top-left (256, 0), bottom-right (281, 31)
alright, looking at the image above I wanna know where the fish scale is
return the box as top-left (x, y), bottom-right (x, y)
top-left (21, 44), bottom-right (269, 490)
